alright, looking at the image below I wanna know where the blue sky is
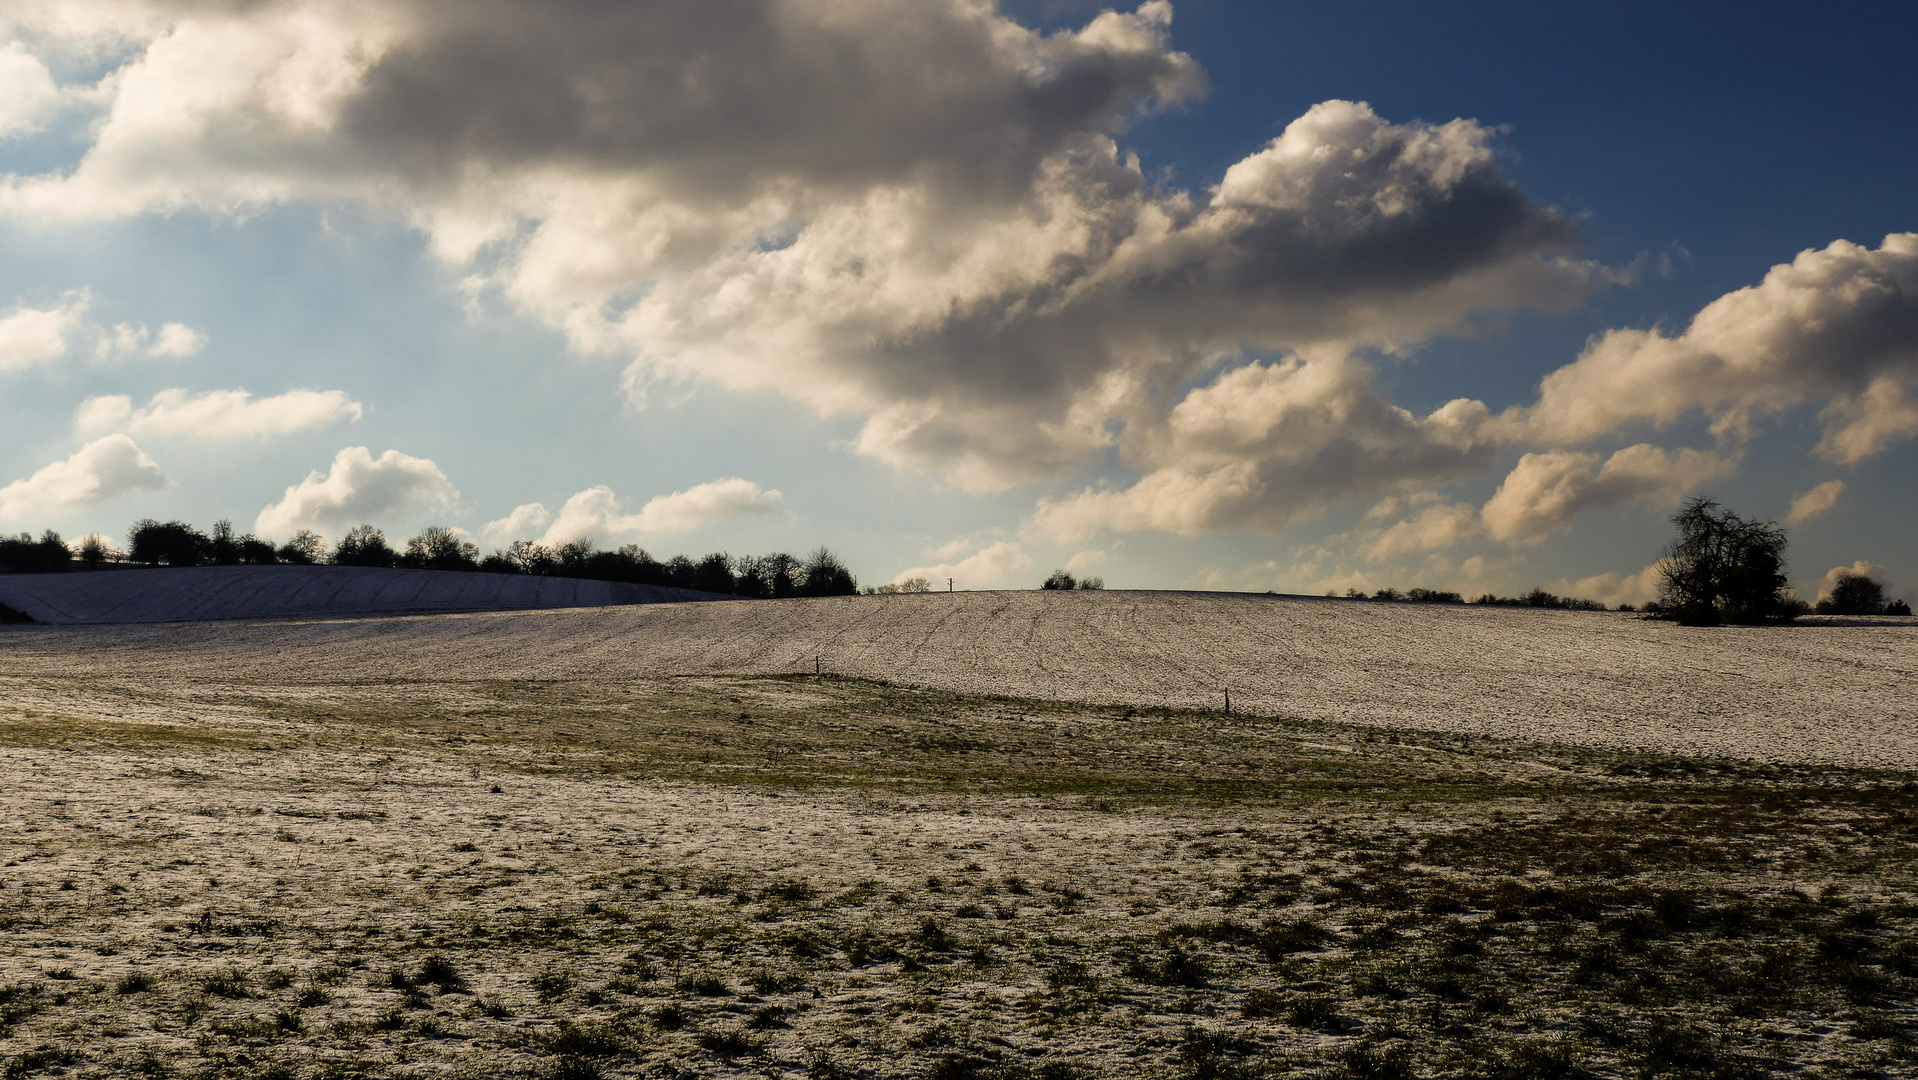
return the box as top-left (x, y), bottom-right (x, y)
top-left (1, 1), bottom-right (1913, 603)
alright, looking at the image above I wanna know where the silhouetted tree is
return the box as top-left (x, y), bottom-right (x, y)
top-left (1473, 589), bottom-right (1604, 610)
top-left (77, 534), bottom-right (116, 568)
top-left (0, 530), bottom-right (72, 574)
top-left (276, 530), bottom-right (327, 565)
top-left (128, 520), bottom-right (209, 567)
top-left (554, 538), bottom-right (596, 578)
top-left (1076, 576), bottom-right (1105, 590)
top-left (1816, 571), bottom-right (1888, 615)
top-left (692, 553), bottom-right (735, 594)
top-left (756, 553), bottom-right (800, 598)
top-left (661, 554), bottom-right (695, 589)
top-left (209, 520), bottom-right (241, 565)
top-left (607, 544), bottom-right (664, 584)
top-left (236, 535), bottom-right (278, 564)
top-left (799, 547), bottom-right (857, 596)
top-left (400, 526), bottom-right (480, 571)
top-left (1041, 570), bottom-right (1076, 590)
top-left (332, 525), bottom-right (397, 568)
top-left (1656, 496), bottom-right (1792, 625)
top-left (733, 557), bottom-right (771, 598)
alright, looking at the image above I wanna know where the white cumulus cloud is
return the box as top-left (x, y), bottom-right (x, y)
top-left (893, 540), bottom-right (1032, 590)
top-left (479, 502), bottom-right (554, 548)
top-left (75, 387), bottom-right (361, 439)
top-left (1361, 501), bottom-right (1483, 560)
top-left (1786, 480), bottom-right (1847, 525)
top-left (10, 1), bottom-right (1910, 551)
top-left (0, 434), bottom-right (165, 522)
top-left (539, 479), bottom-right (782, 545)
top-left (1544, 563), bottom-right (1664, 608)
top-left (147, 322), bottom-right (207, 357)
top-left (0, 294), bottom-right (87, 372)
top-left (1480, 444), bottom-right (1734, 545)
top-left (1504, 233), bottom-right (1918, 457)
top-left (254, 446), bottom-right (456, 538)
top-left (0, 3), bottom-right (1592, 505)
top-left (0, 41), bottom-right (58, 139)
top-left (0, 291), bottom-right (208, 371)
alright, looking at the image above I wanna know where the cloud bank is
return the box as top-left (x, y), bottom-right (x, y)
top-left (893, 540), bottom-right (1032, 590)
top-left (75, 387), bottom-right (361, 439)
top-left (484, 479), bottom-right (784, 547)
top-left (0, 434), bottom-right (165, 522)
top-left (254, 447), bottom-right (456, 538)
top-left (1, 2), bottom-right (1589, 501)
top-left (5, 2), bottom-right (1913, 578)
top-left (0, 291), bottom-right (205, 371)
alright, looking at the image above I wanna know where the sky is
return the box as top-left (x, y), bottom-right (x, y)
top-left (1, 0), bottom-right (1913, 604)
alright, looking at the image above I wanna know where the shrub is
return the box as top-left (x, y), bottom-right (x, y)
top-left (696, 1025), bottom-right (763, 1058)
top-left (417, 955), bottom-right (464, 991)
top-left (1253, 917), bottom-right (1332, 959)
top-left (201, 969), bottom-right (251, 998)
top-left (1041, 569), bottom-right (1076, 590)
top-left (530, 969), bottom-right (573, 1002)
top-left (115, 972), bottom-right (155, 995)
top-left (676, 972), bottom-right (730, 996)
top-left (650, 1003), bottom-right (691, 1030)
top-left (543, 1020), bottom-right (637, 1057)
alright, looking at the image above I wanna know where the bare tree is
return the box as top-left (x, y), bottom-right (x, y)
top-left (276, 530), bottom-right (328, 565)
top-left (401, 526), bottom-right (480, 571)
top-left (1655, 496), bottom-right (1792, 625)
top-left (332, 525), bottom-right (397, 568)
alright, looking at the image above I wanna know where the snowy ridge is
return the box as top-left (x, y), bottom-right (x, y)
top-left (0, 565), bottom-right (734, 624)
top-left (2, 589), bottom-right (1913, 767)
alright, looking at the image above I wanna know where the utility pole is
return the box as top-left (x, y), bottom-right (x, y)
top-left (948, 577), bottom-right (954, 593)
top-left (1224, 688), bottom-right (1231, 714)
top-left (815, 655), bottom-right (820, 675)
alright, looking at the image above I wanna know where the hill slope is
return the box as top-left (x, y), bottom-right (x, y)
top-left (2, 589), bottom-right (1912, 767)
top-left (0, 564), bottom-right (732, 624)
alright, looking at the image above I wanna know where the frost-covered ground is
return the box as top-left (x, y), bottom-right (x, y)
top-left (2, 671), bottom-right (1916, 1079)
top-left (0, 566), bottom-right (732, 625)
top-left (1, 590), bottom-right (1911, 767)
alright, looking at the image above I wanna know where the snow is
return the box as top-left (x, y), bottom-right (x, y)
top-left (2, 589), bottom-right (1912, 768)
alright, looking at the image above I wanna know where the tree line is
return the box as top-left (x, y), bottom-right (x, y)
top-left (1327, 496), bottom-right (1910, 623)
top-left (0, 520), bottom-right (860, 598)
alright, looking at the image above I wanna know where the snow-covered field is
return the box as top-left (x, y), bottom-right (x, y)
top-left (4, 591), bottom-right (1917, 1077)
top-left (2, 589), bottom-right (1911, 768)
top-left (3, 669), bottom-right (1914, 1078)
top-left (0, 565), bottom-right (731, 624)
